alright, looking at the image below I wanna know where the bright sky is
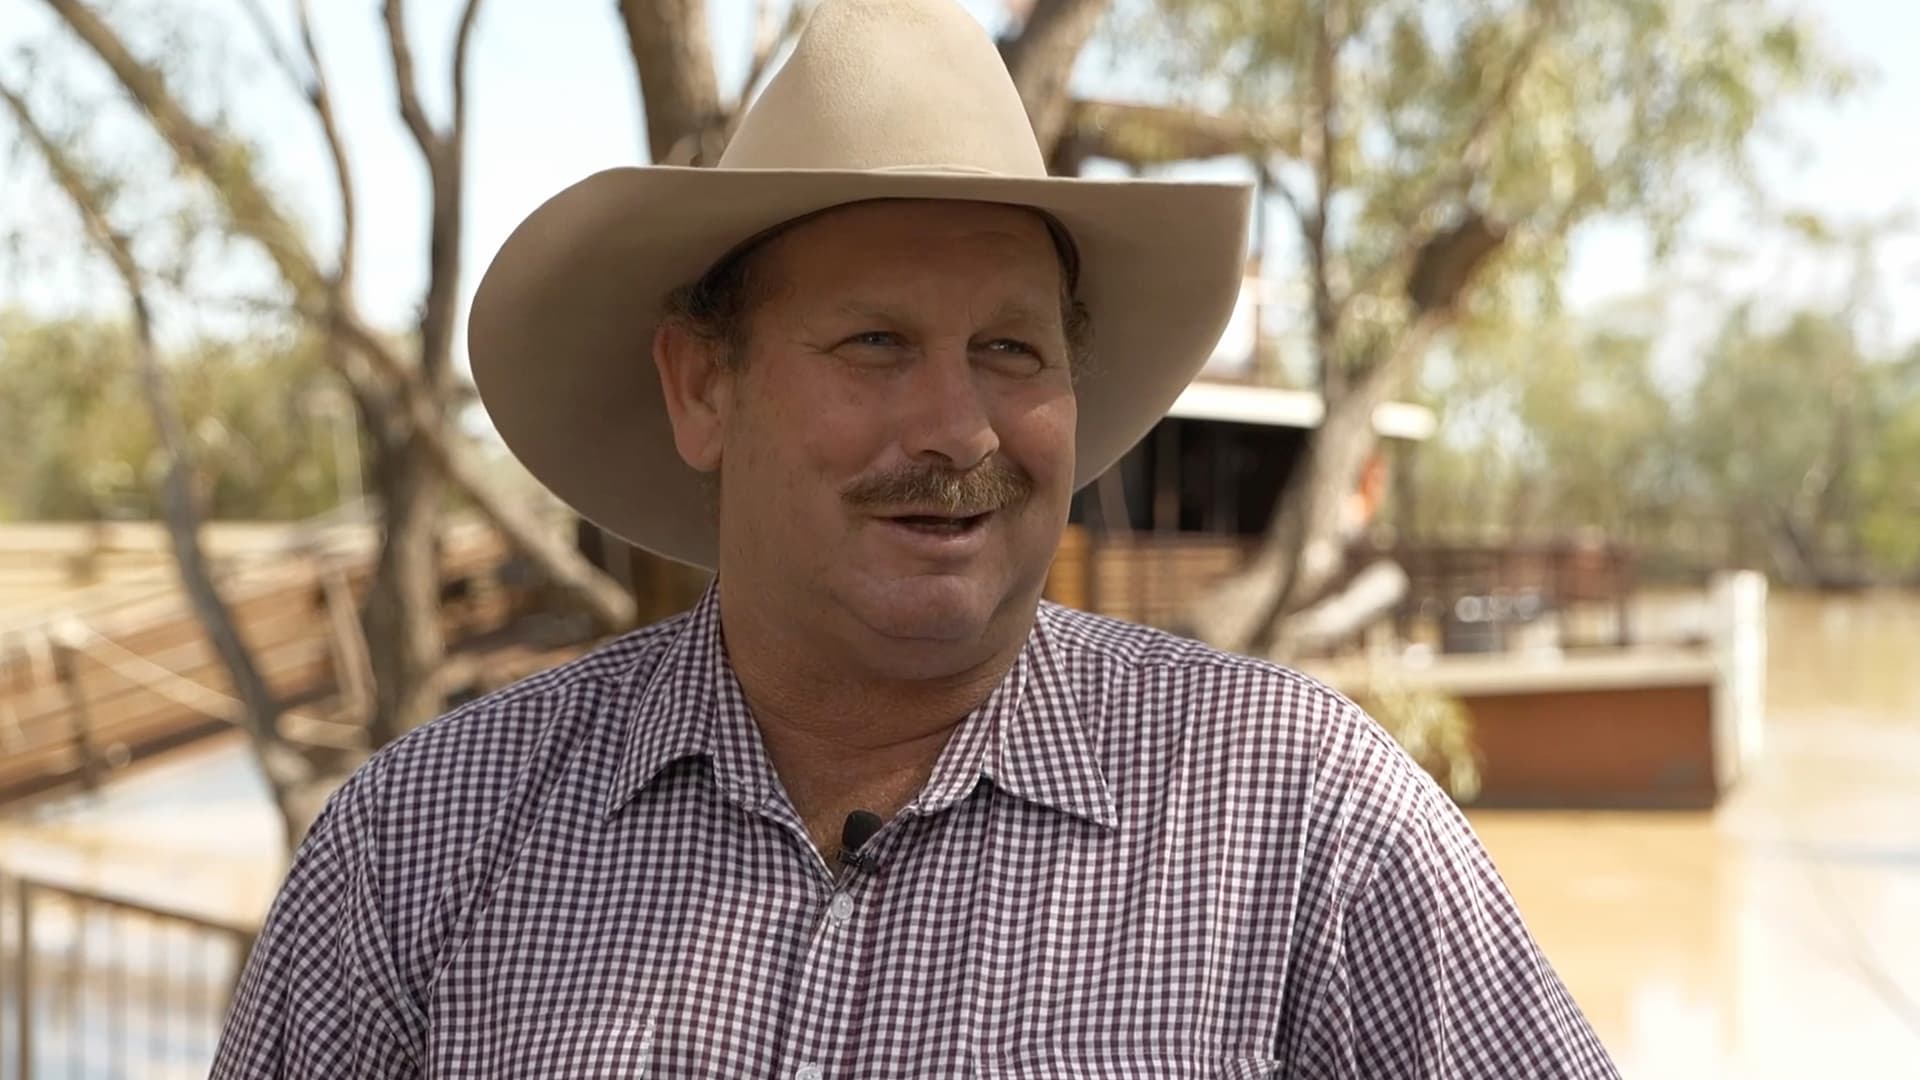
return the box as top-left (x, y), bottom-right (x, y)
top-left (1, 0), bottom-right (1914, 378)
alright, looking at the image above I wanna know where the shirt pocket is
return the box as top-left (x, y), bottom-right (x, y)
top-left (486, 1012), bottom-right (654, 1078)
top-left (977, 1053), bottom-right (1279, 1079)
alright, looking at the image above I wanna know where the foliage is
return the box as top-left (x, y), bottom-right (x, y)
top-left (1856, 346), bottom-right (1920, 574)
top-left (0, 309), bottom-right (349, 521)
top-left (1134, 0), bottom-right (1848, 353)
top-left (1686, 309), bottom-right (1920, 583)
top-left (1122, 0), bottom-right (1850, 656)
top-left (1401, 304), bottom-right (1920, 585)
top-left (1136, 0), bottom-right (1843, 259)
top-left (1353, 671), bottom-right (1481, 802)
top-left (1404, 313), bottom-right (1683, 543)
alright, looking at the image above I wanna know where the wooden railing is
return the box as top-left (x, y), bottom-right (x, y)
top-left (0, 520), bottom-right (526, 808)
top-left (1, 870), bottom-right (256, 1079)
top-left (1044, 527), bottom-right (1640, 650)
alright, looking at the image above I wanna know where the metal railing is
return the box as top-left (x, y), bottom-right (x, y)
top-left (0, 870), bottom-right (255, 1079)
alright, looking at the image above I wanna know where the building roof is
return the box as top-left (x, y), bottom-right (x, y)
top-left (1167, 380), bottom-right (1438, 441)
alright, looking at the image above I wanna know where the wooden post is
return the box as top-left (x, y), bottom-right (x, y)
top-left (1046, 526), bottom-right (1089, 610)
top-left (12, 874), bottom-right (30, 1080)
top-left (1146, 422), bottom-right (1180, 624)
top-left (51, 641), bottom-right (102, 793)
top-left (320, 564), bottom-right (375, 725)
top-left (226, 930), bottom-right (258, 1008)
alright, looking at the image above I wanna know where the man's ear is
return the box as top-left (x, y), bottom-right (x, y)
top-left (652, 320), bottom-right (733, 473)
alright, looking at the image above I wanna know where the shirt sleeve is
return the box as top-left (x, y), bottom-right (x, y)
top-left (210, 765), bottom-right (423, 1078)
top-left (1292, 786), bottom-right (1622, 1079)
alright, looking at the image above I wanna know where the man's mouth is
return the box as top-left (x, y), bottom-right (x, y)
top-left (883, 511), bottom-right (992, 535)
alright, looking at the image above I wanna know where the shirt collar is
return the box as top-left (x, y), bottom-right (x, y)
top-left (605, 585), bottom-right (781, 819)
top-left (606, 588), bottom-right (1116, 831)
top-left (913, 605), bottom-right (1117, 829)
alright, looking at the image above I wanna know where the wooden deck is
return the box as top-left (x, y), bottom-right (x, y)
top-left (0, 520), bottom-right (577, 809)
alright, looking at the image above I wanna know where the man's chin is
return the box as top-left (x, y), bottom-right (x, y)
top-left (841, 573), bottom-right (1020, 650)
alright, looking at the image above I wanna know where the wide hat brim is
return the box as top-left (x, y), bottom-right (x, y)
top-left (468, 166), bottom-right (1252, 571)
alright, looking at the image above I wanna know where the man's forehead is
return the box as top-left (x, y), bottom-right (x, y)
top-left (748, 201), bottom-right (1075, 305)
top-left (823, 293), bottom-right (1066, 328)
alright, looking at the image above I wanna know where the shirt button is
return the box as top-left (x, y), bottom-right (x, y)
top-left (796, 1064), bottom-right (824, 1080)
top-left (827, 893), bottom-right (855, 926)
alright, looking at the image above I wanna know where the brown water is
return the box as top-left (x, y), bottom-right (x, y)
top-left (1474, 588), bottom-right (1920, 1076)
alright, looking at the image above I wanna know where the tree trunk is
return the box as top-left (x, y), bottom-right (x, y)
top-left (1252, 377), bottom-right (1398, 656)
top-left (361, 421), bottom-right (449, 744)
top-left (1185, 369), bottom-right (1400, 659)
top-left (1187, 314), bottom-right (1442, 659)
top-left (619, 0), bottom-right (727, 164)
top-left (140, 317), bottom-right (316, 853)
top-left (38, 0), bottom-right (635, 633)
top-left (998, 0), bottom-right (1112, 155)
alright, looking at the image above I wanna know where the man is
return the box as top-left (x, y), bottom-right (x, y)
top-left (214, 0), bottom-right (1619, 1076)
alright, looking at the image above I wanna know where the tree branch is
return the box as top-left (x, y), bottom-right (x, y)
top-left (381, 0), bottom-right (442, 167)
top-left (1305, 0), bottom-right (1347, 399)
top-left (1245, 307), bottom-right (1447, 656)
top-left (1, 76), bottom-right (311, 849)
top-left (1, 84), bottom-right (137, 291)
top-left (229, 0), bottom-right (360, 289)
top-left (998, 0), bottom-right (1111, 155)
top-left (236, 0), bottom-right (307, 98)
top-left (1351, 1), bottom-right (1556, 305)
top-left (286, 0), bottom-right (358, 291)
top-left (1259, 160), bottom-right (1309, 233)
top-left (1053, 99), bottom-right (1298, 174)
top-left (727, 0), bottom-right (809, 137)
top-left (398, 0), bottom-right (487, 389)
top-left (334, 311), bottom-right (637, 630)
top-left (38, 0), bottom-right (329, 303)
top-left (450, 0), bottom-right (485, 143)
top-left (38, 0), bottom-right (634, 632)
top-left (1405, 211), bottom-right (1507, 315)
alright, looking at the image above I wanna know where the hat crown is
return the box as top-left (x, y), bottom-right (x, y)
top-left (719, 0), bottom-right (1048, 177)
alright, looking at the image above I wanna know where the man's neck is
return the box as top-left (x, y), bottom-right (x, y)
top-left (716, 588), bottom-right (1033, 860)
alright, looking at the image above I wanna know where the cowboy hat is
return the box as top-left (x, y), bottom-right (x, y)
top-left (468, 0), bottom-right (1252, 571)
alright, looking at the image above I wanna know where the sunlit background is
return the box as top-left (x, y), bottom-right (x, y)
top-left (1, 0), bottom-right (1916, 1076)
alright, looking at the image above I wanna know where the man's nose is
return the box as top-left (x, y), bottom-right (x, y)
top-left (899, 348), bottom-right (999, 471)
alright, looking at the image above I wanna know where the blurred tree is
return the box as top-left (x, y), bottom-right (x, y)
top-left (1687, 308), bottom-right (1920, 585)
top-left (0, 311), bottom-right (347, 522)
top-left (618, 0), bottom-right (1115, 164)
top-left (1404, 303), bottom-right (1920, 587)
top-left (1, 83), bottom-right (322, 848)
top-left (1402, 315), bottom-right (1680, 548)
top-left (1124, 0), bottom-right (1850, 657)
top-left (16, 0), bottom-right (637, 778)
top-left (1855, 346), bottom-right (1920, 579)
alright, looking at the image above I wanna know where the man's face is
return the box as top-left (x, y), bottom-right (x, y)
top-left (672, 199), bottom-right (1078, 672)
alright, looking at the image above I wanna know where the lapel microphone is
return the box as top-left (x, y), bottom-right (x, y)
top-left (839, 810), bottom-right (884, 870)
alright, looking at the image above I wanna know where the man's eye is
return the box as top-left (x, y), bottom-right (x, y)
top-left (844, 331), bottom-right (902, 348)
top-left (980, 339), bottom-right (1048, 373)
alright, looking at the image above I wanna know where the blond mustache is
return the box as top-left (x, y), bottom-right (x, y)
top-left (842, 459), bottom-right (1031, 515)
